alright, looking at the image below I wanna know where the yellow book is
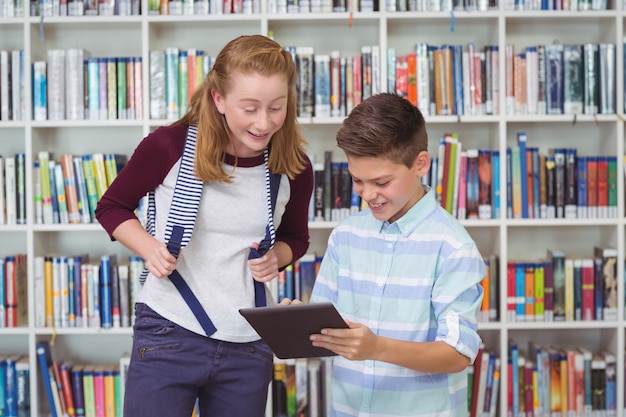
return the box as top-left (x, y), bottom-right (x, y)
top-left (44, 256), bottom-right (54, 328)
top-left (104, 366), bottom-right (116, 417)
top-left (91, 153), bottom-right (108, 199)
top-left (533, 262), bottom-right (545, 321)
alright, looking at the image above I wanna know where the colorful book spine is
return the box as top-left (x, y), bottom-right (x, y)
top-left (36, 341), bottom-right (60, 417)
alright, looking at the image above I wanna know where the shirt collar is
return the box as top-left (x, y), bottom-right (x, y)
top-left (378, 184), bottom-right (437, 236)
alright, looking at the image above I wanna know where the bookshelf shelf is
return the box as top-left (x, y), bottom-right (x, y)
top-left (0, 2), bottom-right (625, 416)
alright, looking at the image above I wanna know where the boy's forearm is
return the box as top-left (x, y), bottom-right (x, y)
top-left (375, 337), bottom-right (470, 373)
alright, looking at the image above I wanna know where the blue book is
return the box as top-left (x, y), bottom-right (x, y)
top-left (506, 148), bottom-right (512, 219)
top-left (15, 357), bottom-right (30, 417)
top-left (508, 340), bottom-right (519, 415)
top-left (491, 150), bottom-right (500, 219)
top-left (297, 254), bottom-right (316, 304)
top-left (517, 132), bottom-right (528, 218)
top-left (36, 341), bottom-right (59, 417)
top-left (605, 353), bottom-right (616, 413)
top-left (284, 264), bottom-right (294, 301)
top-left (451, 44), bottom-right (464, 116)
top-left (482, 352), bottom-right (496, 415)
top-left (4, 355), bottom-right (18, 417)
top-left (545, 44), bottom-right (564, 115)
top-left (71, 366), bottom-right (86, 417)
top-left (515, 262), bottom-right (526, 321)
top-left (73, 255), bottom-right (87, 327)
top-left (48, 161), bottom-right (60, 224)
top-left (100, 255), bottom-right (113, 329)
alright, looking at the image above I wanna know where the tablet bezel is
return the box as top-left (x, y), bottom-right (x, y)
top-left (239, 302), bottom-right (348, 359)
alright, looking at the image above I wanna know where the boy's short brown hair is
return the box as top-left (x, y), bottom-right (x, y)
top-left (336, 93), bottom-right (428, 168)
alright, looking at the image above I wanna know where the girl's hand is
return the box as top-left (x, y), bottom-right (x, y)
top-left (145, 243), bottom-right (178, 278)
top-left (248, 242), bottom-right (280, 283)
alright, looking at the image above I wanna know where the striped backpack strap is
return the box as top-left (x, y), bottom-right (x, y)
top-left (139, 124), bottom-right (202, 285)
top-left (163, 123), bottom-right (203, 247)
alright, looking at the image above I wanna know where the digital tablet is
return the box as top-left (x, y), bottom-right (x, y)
top-left (239, 302), bottom-right (348, 359)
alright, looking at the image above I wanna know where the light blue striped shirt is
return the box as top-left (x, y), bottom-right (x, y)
top-left (311, 186), bottom-right (485, 417)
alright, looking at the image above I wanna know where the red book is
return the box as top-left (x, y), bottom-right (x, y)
top-left (524, 359), bottom-right (534, 416)
top-left (507, 262), bottom-right (516, 322)
top-left (51, 360), bottom-right (69, 416)
top-left (187, 49), bottom-right (196, 103)
top-left (395, 55), bottom-right (408, 100)
top-left (352, 55), bottom-right (362, 108)
top-left (596, 156), bottom-right (608, 217)
top-left (469, 343), bottom-right (485, 417)
top-left (586, 156), bottom-right (598, 218)
top-left (406, 53), bottom-right (417, 106)
top-left (59, 363), bottom-right (77, 417)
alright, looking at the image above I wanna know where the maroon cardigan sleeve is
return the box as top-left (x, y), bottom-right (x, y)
top-left (275, 156), bottom-right (314, 263)
top-left (95, 124), bottom-right (187, 240)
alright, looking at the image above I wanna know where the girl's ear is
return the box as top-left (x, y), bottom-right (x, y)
top-left (212, 90), bottom-right (225, 114)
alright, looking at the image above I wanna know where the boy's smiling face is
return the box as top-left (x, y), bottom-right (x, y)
top-left (347, 151), bottom-right (430, 224)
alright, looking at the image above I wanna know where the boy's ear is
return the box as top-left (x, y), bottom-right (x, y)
top-left (414, 151), bottom-right (431, 177)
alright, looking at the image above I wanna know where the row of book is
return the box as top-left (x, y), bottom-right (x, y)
top-left (309, 151), bottom-right (361, 223)
top-left (33, 151), bottom-right (128, 225)
top-left (468, 345), bottom-right (500, 417)
top-left (0, 50), bottom-right (24, 122)
top-left (0, 354), bottom-right (30, 417)
top-left (274, 253), bottom-right (320, 304)
top-left (30, 0), bottom-right (141, 15)
top-left (505, 43), bottom-right (616, 117)
top-left (3, 42), bottom-right (622, 124)
top-left (272, 358), bottom-right (332, 417)
top-left (505, 0), bottom-right (607, 9)
top-left (290, 45), bottom-right (381, 119)
top-left (149, 48), bottom-right (216, 120)
top-left (0, 254), bottom-right (27, 328)
top-left (426, 133), bottom-right (619, 221)
top-left (36, 340), bottom-right (130, 417)
top-left (507, 246), bottom-right (618, 323)
top-left (508, 340), bottom-right (617, 417)
top-left (389, 0), bottom-right (495, 11)
top-left (33, 255), bottom-right (145, 329)
top-left (390, 43), bottom-right (498, 117)
top-left (32, 50), bottom-right (143, 122)
top-left (478, 254), bottom-right (500, 323)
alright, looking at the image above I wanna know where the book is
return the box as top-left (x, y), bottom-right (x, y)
top-left (545, 43), bottom-right (564, 115)
top-left (36, 341), bottom-right (60, 417)
top-left (56, 154), bottom-right (80, 224)
top-left (593, 245), bottom-right (617, 320)
top-left (15, 356), bottom-right (30, 417)
top-left (477, 149), bottom-right (492, 219)
top-left (563, 44), bottom-right (583, 114)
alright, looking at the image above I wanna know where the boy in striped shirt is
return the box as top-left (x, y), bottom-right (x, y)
top-left (309, 93), bottom-right (486, 417)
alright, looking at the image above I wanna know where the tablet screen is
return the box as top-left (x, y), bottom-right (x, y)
top-left (239, 302), bottom-right (348, 359)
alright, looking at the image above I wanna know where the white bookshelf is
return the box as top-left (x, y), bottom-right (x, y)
top-left (0, 1), bottom-right (625, 416)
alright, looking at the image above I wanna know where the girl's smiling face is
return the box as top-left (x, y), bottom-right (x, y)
top-left (212, 71), bottom-right (289, 158)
